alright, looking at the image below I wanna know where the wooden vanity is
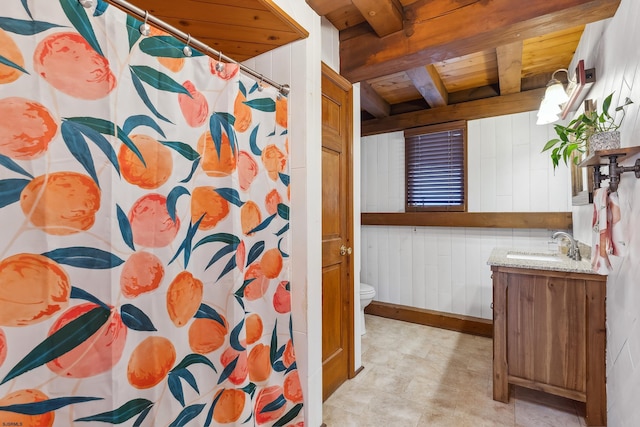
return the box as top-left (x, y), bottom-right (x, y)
top-left (490, 256), bottom-right (607, 426)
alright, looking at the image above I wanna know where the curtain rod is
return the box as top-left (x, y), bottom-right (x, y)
top-left (102, 0), bottom-right (290, 95)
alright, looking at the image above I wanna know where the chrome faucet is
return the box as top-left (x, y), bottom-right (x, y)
top-left (552, 231), bottom-right (581, 261)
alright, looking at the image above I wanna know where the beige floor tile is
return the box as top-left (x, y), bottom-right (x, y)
top-left (364, 391), bottom-right (424, 427)
top-left (323, 315), bottom-right (589, 427)
top-left (323, 403), bottom-right (367, 427)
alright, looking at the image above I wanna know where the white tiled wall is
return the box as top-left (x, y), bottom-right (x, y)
top-left (361, 111), bottom-right (572, 319)
top-left (568, 0), bottom-right (640, 424)
top-left (244, 1), bottom-right (323, 425)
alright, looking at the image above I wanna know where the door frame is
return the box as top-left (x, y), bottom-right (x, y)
top-left (321, 61), bottom-right (357, 381)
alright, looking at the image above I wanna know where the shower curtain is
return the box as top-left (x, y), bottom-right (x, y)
top-left (0, 1), bottom-right (302, 426)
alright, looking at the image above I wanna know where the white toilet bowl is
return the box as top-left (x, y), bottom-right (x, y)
top-left (360, 283), bottom-right (376, 335)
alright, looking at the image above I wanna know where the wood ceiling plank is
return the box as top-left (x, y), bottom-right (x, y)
top-left (340, 0), bottom-right (621, 82)
top-left (128, 0), bottom-right (305, 33)
top-left (151, 15), bottom-right (303, 46)
top-left (522, 32), bottom-right (583, 77)
top-left (432, 49), bottom-right (497, 91)
top-left (445, 75), bottom-right (497, 93)
top-left (406, 65), bottom-right (448, 107)
top-left (437, 60), bottom-right (498, 79)
top-left (197, 38), bottom-right (277, 62)
top-left (360, 81), bottom-right (392, 118)
top-left (448, 85), bottom-right (500, 104)
top-left (257, 0), bottom-right (309, 37)
top-left (496, 41), bottom-right (523, 95)
top-left (361, 88), bottom-right (546, 136)
top-left (368, 71), bottom-right (421, 104)
top-left (351, 0), bottom-right (404, 37)
top-left (117, 0), bottom-right (307, 61)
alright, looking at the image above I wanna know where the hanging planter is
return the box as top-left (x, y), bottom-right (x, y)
top-left (588, 130), bottom-right (621, 153)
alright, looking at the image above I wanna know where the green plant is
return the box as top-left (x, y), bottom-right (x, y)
top-left (542, 92), bottom-right (633, 169)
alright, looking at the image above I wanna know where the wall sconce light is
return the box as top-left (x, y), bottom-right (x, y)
top-left (536, 60), bottom-right (596, 125)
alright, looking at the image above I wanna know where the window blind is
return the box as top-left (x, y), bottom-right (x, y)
top-left (405, 124), bottom-right (466, 211)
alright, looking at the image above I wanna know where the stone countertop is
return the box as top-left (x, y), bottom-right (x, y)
top-left (487, 247), bottom-right (597, 274)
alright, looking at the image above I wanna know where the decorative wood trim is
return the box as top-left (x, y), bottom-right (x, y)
top-left (365, 301), bottom-right (493, 338)
top-left (361, 88), bottom-right (545, 136)
top-left (322, 62), bottom-right (352, 91)
top-left (361, 212), bottom-right (572, 229)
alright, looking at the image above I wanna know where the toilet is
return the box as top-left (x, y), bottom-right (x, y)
top-left (359, 283), bottom-right (376, 335)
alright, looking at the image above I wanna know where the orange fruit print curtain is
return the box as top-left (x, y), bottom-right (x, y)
top-left (0, 0), bottom-right (303, 425)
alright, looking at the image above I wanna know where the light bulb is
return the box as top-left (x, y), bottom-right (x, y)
top-left (536, 97), bottom-right (561, 125)
top-left (544, 80), bottom-right (569, 105)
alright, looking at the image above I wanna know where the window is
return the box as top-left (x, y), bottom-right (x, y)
top-left (405, 121), bottom-right (467, 212)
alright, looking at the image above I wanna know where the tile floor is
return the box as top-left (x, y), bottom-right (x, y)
top-left (322, 315), bottom-right (588, 427)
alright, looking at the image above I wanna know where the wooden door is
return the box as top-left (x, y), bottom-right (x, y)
top-left (321, 63), bottom-right (354, 401)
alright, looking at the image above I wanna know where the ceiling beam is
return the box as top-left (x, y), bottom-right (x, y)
top-left (361, 88), bottom-right (546, 136)
top-left (351, 0), bottom-right (404, 37)
top-left (360, 81), bottom-right (391, 118)
top-left (305, 0), bottom-right (352, 16)
top-left (340, 0), bottom-right (620, 82)
top-left (496, 42), bottom-right (523, 95)
top-left (406, 65), bottom-right (448, 108)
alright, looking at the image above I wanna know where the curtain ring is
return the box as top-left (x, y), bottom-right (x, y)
top-left (215, 51), bottom-right (225, 73)
top-left (79, 0), bottom-right (94, 8)
top-left (139, 11), bottom-right (151, 36)
top-left (258, 75), bottom-right (264, 92)
top-left (183, 34), bottom-right (193, 57)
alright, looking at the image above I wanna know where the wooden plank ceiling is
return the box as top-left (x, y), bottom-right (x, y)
top-left (306, 0), bottom-right (621, 135)
top-left (112, 0), bottom-right (308, 62)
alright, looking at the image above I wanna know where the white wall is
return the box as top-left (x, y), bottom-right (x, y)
top-left (249, 12), bottom-right (366, 423)
top-left (568, 0), bottom-right (640, 424)
top-left (243, 2), bottom-right (323, 425)
top-left (361, 112), bottom-right (571, 319)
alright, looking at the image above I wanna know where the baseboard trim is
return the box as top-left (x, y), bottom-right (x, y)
top-left (365, 301), bottom-right (493, 338)
top-left (352, 365), bottom-right (364, 378)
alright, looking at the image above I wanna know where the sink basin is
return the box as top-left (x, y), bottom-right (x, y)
top-left (506, 252), bottom-right (562, 263)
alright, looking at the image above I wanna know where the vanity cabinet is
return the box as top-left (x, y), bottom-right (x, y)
top-left (491, 265), bottom-right (607, 426)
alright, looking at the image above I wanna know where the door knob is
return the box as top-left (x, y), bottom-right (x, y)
top-left (340, 245), bottom-right (352, 256)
